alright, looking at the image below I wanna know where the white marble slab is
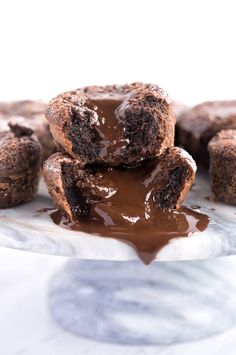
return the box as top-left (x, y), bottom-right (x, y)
top-left (0, 172), bottom-right (235, 262)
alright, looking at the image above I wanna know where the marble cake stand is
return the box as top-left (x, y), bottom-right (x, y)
top-left (0, 172), bottom-right (236, 345)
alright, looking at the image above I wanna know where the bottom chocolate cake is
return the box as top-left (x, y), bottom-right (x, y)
top-left (43, 147), bottom-right (196, 224)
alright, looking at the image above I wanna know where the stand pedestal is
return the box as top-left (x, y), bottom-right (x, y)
top-left (48, 258), bottom-right (236, 345)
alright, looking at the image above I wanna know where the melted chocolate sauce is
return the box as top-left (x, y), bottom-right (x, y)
top-left (85, 93), bottom-right (128, 161)
top-left (49, 207), bottom-right (209, 265)
top-left (46, 152), bottom-right (208, 264)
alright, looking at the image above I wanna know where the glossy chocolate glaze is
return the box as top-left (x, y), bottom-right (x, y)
top-left (81, 157), bottom-right (190, 215)
top-left (50, 207), bottom-right (209, 264)
top-left (85, 93), bottom-right (128, 161)
top-left (49, 160), bottom-right (208, 264)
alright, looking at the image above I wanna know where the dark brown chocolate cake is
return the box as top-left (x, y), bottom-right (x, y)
top-left (46, 83), bottom-right (175, 167)
top-left (43, 147), bottom-right (196, 223)
top-left (176, 100), bottom-right (236, 166)
top-left (0, 124), bottom-right (42, 208)
top-left (0, 100), bottom-right (56, 161)
top-left (208, 129), bottom-right (236, 204)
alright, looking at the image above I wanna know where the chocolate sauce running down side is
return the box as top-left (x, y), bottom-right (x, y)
top-left (85, 93), bottom-right (128, 161)
top-left (50, 208), bottom-right (208, 264)
top-left (49, 162), bottom-right (209, 264)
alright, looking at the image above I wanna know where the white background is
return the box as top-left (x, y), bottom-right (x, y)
top-left (1, 0), bottom-right (236, 104)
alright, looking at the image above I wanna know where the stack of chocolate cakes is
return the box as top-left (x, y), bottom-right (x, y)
top-left (43, 82), bottom-right (196, 224)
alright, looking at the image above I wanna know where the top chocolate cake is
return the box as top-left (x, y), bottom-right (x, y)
top-left (46, 82), bottom-right (175, 166)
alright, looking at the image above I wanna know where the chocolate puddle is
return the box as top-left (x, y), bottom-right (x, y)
top-left (49, 207), bottom-right (209, 264)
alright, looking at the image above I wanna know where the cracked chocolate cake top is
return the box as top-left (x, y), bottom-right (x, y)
top-left (47, 82), bottom-right (175, 167)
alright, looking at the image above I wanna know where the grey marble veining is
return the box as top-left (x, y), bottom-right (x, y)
top-left (48, 258), bottom-right (236, 345)
top-left (0, 172), bottom-right (235, 261)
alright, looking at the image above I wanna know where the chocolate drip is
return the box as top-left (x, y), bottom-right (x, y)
top-left (50, 207), bottom-right (209, 264)
top-left (85, 93), bottom-right (128, 161)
